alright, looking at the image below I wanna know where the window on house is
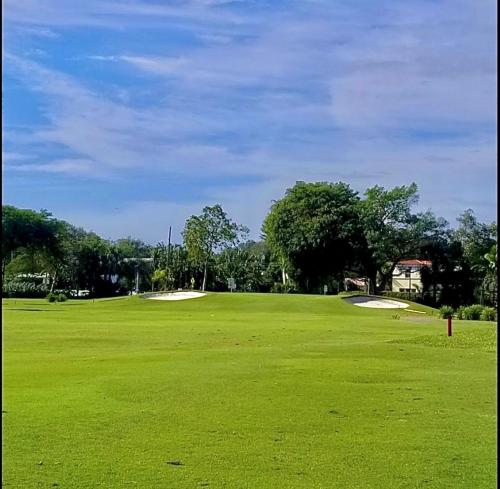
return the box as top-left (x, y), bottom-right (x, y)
top-left (404, 270), bottom-right (411, 278)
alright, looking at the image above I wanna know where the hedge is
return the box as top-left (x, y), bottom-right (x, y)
top-left (2, 281), bottom-right (49, 298)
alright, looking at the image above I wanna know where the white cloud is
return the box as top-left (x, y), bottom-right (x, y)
top-left (2, 152), bottom-right (33, 163)
top-left (13, 159), bottom-right (100, 176)
top-left (2, 0), bottom-right (245, 30)
top-left (2, 0), bottom-right (497, 239)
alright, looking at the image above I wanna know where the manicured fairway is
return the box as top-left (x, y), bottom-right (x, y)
top-left (2, 294), bottom-right (496, 488)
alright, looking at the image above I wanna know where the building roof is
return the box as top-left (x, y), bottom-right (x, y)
top-left (345, 277), bottom-right (367, 286)
top-left (397, 259), bottom-right (432, 267)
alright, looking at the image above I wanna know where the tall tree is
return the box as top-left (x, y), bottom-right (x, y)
top-left (182, 205), bottom-right (248, 291)
top-left (418, 216), bottom-right (453, 304)
top-left (152, 243), bottom-right (194, 290)
top-left (454, 210), bottom-right (496, 271)
top-left (453, 210), bottom-right (497, 305)
top-left (2, 206), bottom-right (60, 274)
top-left (263, 181), bottom-right (363, 292)
top-left (360, 183), bottom-right (418, 293)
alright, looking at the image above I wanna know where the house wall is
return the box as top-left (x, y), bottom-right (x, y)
top-left (392, 267), bottom-right (424, 292)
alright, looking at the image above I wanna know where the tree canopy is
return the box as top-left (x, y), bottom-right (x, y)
top-left (2, 182), bottom-right (496, 307)
top-left (263, 181), bottom-right (363, 292)
top-left (182, 205), bottom-right (248, 291)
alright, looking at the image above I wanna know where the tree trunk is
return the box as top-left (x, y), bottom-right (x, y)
top-left (369, 272), bottom-right (378, 295)
top-left (281, 267), bottom-right (287, 286)
top-left (49, 272), bottom-right (57, 293)
top-left (338, 271), bottom-right (345, 292)
top-left (202, 261), bottom-right (208, 291)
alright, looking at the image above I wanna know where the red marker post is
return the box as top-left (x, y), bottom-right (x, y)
top-left (447, 317), bottom-right (452, 337)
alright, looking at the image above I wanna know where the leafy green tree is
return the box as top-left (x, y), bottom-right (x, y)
top-left (240, 240), bottom-right (278, 291)
top-left (359, 183), bottom-right (441, 293)
top-left (484, 244), bottom-right (497, 273)
top-left (213, 244), bottom-right (272, 292)
top-left (182, 205), bottom-right (248, 291)
top-left (36, 220), bottom-right (79, 293)
top-left (2, 205), bottom-right (60, 275)
top-left (418, 210), bottom-right (497, 307)
top-left (152, 243), bottom-right (195, 290)
top-left (73, 233), bottom-right (110, 296)
top-left (113, 238), bottom-right (153, 293)
top-left (482, 244), bottom-right (497, 306)
top-left (114, 237), bottom-right (151, 259)
top-left (454, 210), bottom-right (496, 270)
top-left (418, 217), bottom-right (453, 304)
top-left (263, 181), bottom-right (363, 292)
top-left (453, 210), bottom-right (497, 305)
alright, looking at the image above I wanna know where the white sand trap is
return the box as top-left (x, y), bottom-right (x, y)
top-left (344, 295), bottom-right (409, 309)
top-left (146, 291), bottom-right (206, 301)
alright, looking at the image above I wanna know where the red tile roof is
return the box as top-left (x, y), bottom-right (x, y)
top-left (398, 259), bottom-right (432, 267)
top-left (345, 278), bottom-right (368, 286)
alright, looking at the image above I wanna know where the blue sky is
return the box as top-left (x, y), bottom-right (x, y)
top-left (3, 0), bottom-right (497, 243)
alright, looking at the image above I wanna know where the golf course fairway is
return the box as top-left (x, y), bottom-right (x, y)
top-left (2, 293), bottom-right (496, 488)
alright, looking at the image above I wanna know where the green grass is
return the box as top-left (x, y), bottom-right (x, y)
top-left (2, 293), bottom-right (497, 488)
top-left (392, 325), bottom-right (497, 352)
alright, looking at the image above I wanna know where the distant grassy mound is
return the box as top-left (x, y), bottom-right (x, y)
top-left (3, 293), bottom-right (496, 489)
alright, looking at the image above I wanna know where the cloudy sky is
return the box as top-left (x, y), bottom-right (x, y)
top-left (3, 0), bottom-right (497, 243)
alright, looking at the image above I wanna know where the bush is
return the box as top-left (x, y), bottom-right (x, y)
top-left (270, 282), bottom-right (297, 294)
top-left (381, 291), bottom-right (418, 301)
top-left (462, 304), bottom-right (484, 321)
top-left (480, 307), bottom-right (497, 322)
top-left (439, 305), bottom-right (454, 319)
top-left (456, 306), bottom-right (467, 320)
top-left (380, 291), bottom-right (435, 307)
top-left (46, 292), bottom-right (68, 303)
top-left (2, 281), bottom-right (49, 298)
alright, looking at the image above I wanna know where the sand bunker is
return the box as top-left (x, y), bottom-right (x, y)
top-left (344, 295), bottom-right (409, 309)
top-left (146, 291), bottom-right (206, 301)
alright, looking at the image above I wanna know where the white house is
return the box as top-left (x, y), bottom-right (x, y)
top-left (392, 259), bottom-right (432, 293)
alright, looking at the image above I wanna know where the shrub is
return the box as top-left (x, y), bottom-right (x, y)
top-left (2, 281), bottom-right (49, 298)
top-left (439, 305), bottom-right (454, 319)
top-left (456, 306), bottom-right (467, 320)
top-left (380, 291), bottom-right (435, 307)
top-left (480, 307), bottom-right (497, 322)
top-left (54, 289), bottom-right (75, 298)
top-left (463, 304), bottom-right (484, 321)
top-left (381, 291), bottom-right (418, 301)
top-left (46, 292), bottom-right (68, 303)
top-left (270, 282), bottom-right (297, 294)
top-left (46, 292), bottom-right (57, 302)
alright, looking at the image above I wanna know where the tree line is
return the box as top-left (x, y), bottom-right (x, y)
top-left (2, 181), bottom-right (497, 307)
